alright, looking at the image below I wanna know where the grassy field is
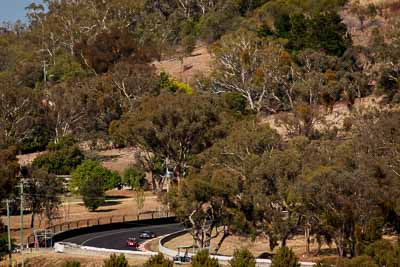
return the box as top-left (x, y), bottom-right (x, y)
top-left (164, 232), bottom-right (337, 262)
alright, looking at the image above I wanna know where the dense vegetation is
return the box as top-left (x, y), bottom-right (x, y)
top-left (1, 0), bottom-right (400, 265)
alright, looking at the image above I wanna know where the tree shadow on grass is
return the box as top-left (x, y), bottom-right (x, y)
top-left (102, 200), bottom-right (122, 206)
top-left (105, 195), bottom-right (130, 200)
top-left (93, 208), bottom-right (117, 213)
top-left (78, 200), bottom-right (121, 208)
top-left (257, 252), bottom-right (274, 259)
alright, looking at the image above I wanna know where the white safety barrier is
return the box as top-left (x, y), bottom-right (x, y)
top-left (54, 242), bottom-right (158, 257)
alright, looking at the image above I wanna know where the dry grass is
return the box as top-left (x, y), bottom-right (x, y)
top-left (0, 251), bottom-right (150, 267)
top-left (153, 46), bottom-right (212, 84)
top-left (17, 147), bottom-right (138, 174)
top-left (355, 0), bottom-right (398, 5)
top-left (344, 0), bottom-right (400, 47)
top-left (164, 232), bottom-right (336, 262)
top-left (144, 237), bottom-right (162, 253)
top-left (261, 95), bottom-right (383, 138)
top-left (96, 147), bottom-right (139, 174)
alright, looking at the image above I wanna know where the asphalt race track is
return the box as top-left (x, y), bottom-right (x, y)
top-left (62, 222), bottom-right (184, 250)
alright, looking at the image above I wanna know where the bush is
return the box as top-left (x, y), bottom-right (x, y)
top-left (103, 254), bottom-right (129, 267)
top-left (70, 160), bottom-right (122, 192)
top-left (32, 136), bottom-right (84, 174)
top-left (229, 248), bottom-right (256, 267)
top-left (192, 250), bottom-right (220, 267)
top-left (364, 240), bottom-right (400, 267)
top-left (18, 124), bottom-right (51, 154)
top-left (315, 261), bottom-right (332, 267)
top-left (31, 146), bottom-right (84, 175)
top-left (71, 160), bottom-right (121, 211)
top-left (123, 166), bottom-right (146, 190)
top-left (64, 261), bottom-right (81, 267)
top-left (182, 34), bottom-right (197, 56)
top-left (47, 53), bottom-right (89, 82)
top-left (47, 135), bottom-right (77, 151)
top-left (223, 93), bottom-right (247, 114)
top-left (377, 68), bottom-right (400, 101)
top-left (271, 247), bottom-right (300, 267)
top-left (281, 12), bottom-right (351, 56)
top-left (143, 253), bottom-right (173, 267)
top-left (339, 256), bottom-right (378, 267)
top-left (0, 233), bottom-right (8, 261)
top-left (158, 72), bottom-right (193, 95)
top-left (80, 176), bottom-right (106, 211)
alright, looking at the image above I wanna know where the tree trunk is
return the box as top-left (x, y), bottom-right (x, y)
top-left (150, 171), bottom-right (157, 192)
top-left (31, 212), bottom-right (35, 228)
top-left (336, 238), bottom-right (345, 257)
top-left (281, 237), bottom-right (287, 247)
top-left (214, 231), bottom-right (230, 254)
top-left (305, 225), bottom-right (311, 256)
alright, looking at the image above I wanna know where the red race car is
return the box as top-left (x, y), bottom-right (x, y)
top-left (126, 237), bottom-right (139, 248)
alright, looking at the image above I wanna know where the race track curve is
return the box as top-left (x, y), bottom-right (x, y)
top-left (62, 222), bottom-right (184, 251)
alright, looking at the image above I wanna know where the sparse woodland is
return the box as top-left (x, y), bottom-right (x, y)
top-left (1, 0), bottom-right (400, 265)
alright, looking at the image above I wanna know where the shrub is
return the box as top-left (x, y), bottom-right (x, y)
top-left (70, 160), bottom-right (122, 192)
top-left (71, 160), bottom-right (121, 211)
top-left (223, 93), bottom-right (247, 114)
top-left (173, 80), bottom-right (194, 95)
top-left (108, 120), bottom-right (126, 148)
top-left (192, 250), bottom-right (220, 267)
top-left (123, 166), bottom-right (146, 190)
top-left (271, 247), bottom-right (300, 267)
top-left (47, 53), bottom-right (89, 82)
top-left (315, 261), bottom-right (332, 267)
top-left (340, 256), bottom-right (378, 267)
top-left (282, 12), bottom-right (351, 56)
top-left (18, 124), bottom-right (51, 154)
top-left (103, 254), bottom-right (129, 267)
top-left (377, 68), bottom-right (400, 101)
top-left (0, 233), bottom-right (8, 261)
top-left (158, 71), bottom-right (193, 95)
top-left (143, 253), bottom-right (173, 267)
top-left (229, 248), bottom-right (256, 267)
top-left (80, 176), bottom-right (106, 211)
top-left (64, 261), bottom-right (81, 267)
top-left (47, 135), bottom-right (77, 151)
top-left (182, 34), bottom-right (197, 56)
top-left (31, 146), bottom-right (84, 175)
top-left (343, 117), bottom-right (353, 132)
top-left (364, 240), bottom-right (400, 267)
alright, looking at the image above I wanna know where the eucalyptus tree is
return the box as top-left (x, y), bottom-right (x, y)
top-left (0, 78), bottom-right (37, 147)
top-left (121, 93), bottom-right (224, 185)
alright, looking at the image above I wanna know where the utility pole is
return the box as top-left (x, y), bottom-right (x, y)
top-left (3, 199), bottom-right (12, 267)
top-left (19, 181), bottom-right (25, 267)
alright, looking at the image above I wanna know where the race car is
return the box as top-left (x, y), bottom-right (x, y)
top-left (126, 237), bottom-right (139, 247)
top-left (138, 231), bottom-right (156, 239)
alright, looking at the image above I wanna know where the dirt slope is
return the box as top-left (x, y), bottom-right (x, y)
top-left (153, 46), bottom-right (212, 83)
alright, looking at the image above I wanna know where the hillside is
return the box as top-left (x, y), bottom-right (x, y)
top-left (1, 0), bottom-right (400, 265)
